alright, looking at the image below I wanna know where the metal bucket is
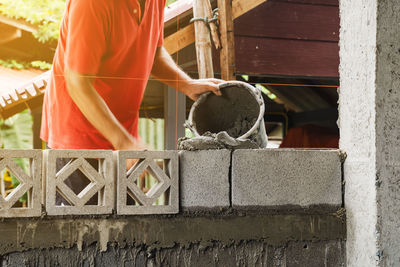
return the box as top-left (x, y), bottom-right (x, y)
top-left (186, 81), bottom-right (268, 148)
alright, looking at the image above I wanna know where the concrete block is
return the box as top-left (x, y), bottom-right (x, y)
top-left (179, 150), bottom-right (230, 209)
top-left (232, 149), bottom-right (342, 209)
top-left (116, 150), bottom-right (179, 215)
top-left (45, 149), bottom-right (114, 215)
top-left (0, 149), bottom-right (42, 218)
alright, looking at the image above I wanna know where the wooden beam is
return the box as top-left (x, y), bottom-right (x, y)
top-left (164, 0), bottom-right (267, 54)
top-left (218, 0), bottom-right (236, 80)
top-left (193, 0), bottom-right (214, 78)
top-left (0, 14), bottom-right (38, 33)
top-left (0, 27), bottom-right (22, 45)
top-left (231, 0), bottom-right (267, 19)
top-left (164, 24), bottom-right (195, 56)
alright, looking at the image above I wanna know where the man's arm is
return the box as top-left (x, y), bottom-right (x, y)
top-left (151, 46), bottom-right (223, 100)
top-left (64, 68), bottom-right (144, 151)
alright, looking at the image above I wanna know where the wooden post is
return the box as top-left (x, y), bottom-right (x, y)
top-left (193, 0), bottom-right (214, 79)
top-left (31, 107), bottom-right (43, 149)
top-left (218, 0), bottom-right (236, 81)
top-left (164, 86), bottom-right (186, 150)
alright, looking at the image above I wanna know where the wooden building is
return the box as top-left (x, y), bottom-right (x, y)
top-left (0, 0), bottom-right (340, 149)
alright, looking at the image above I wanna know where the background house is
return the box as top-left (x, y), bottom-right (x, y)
top-left (0, 0), bottom-right (340, 149)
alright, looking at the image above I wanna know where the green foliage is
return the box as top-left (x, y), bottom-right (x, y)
top-left (0, 59), bottom-right (51, 70)
top-left (0, 110), bottom-right (33, 150)
top-left (0, 59), bottom-right (29, 70)
top-left (166, 0), bottom-right (178, 6)
top-left (0, 0), bottom-right (66, 43)
top-left (256, 84), bottom-right (277, 100)
top-left (31, 60), bottom-right (52, 70)
top-left (0, 110), bottom-right (33, 202)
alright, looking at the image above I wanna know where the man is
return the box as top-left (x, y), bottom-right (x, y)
top-left (41, 0), bottom-right (222, 202)
top-left (41, 0), bottom-right (222, 152)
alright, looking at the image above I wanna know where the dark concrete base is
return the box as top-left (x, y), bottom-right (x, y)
top-left (0, 212), bottom-right (346, 266)
top-left (1, 240), bottom-right (345, 267)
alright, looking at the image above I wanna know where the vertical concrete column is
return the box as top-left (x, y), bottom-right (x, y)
top-left (340, 0), bottom-right (400, 265)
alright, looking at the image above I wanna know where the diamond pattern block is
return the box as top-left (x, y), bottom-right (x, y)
top-left (0, 150), bottom-right (42, 217)
top-left (45, 150), bottom-right (114, 215)
top-left (117, 151), bottom-right (179, 215)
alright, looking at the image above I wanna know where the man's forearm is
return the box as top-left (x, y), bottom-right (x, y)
top-left (151, 46), bottom-right (192, 92)
top-left (65, 68), bottom-right (138, 150)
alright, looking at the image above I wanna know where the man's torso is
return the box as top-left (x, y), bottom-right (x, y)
top-left (41, 0), bottom-right (165, 149)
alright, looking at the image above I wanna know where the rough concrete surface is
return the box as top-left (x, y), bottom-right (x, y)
top-left (0, 150), bottom-right (42, 218)
top-left (339, 0), bottom-right (378, 265)
top-left (232, 149), bottom-right (342, 209)
top-left (340, 0), bottom-right (400, 266)
top-left (45, 150), bottom-right (114, 216)
top-left (179, 150), bottom-right (230, 209)
top-left (375, 1), bottom-right (400, 265)
top-left (0, 213), bottom-right (345, 256)
top-left (1, 240), bottom-right (345, 267)
top-left (116, 150), bottom-right (179, 215)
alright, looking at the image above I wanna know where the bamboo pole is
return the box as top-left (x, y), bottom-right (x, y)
top-left (204, 0), bottom-right (221, 49)
top-left (218, 0), bottom-right (236, 81)
top-left (193, 0), bottom-right (214, 79)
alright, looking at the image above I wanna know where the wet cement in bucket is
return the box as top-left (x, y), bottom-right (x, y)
top-left (178, 84), bottom-right (263, 150)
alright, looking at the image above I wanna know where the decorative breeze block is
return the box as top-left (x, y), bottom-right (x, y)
top-left (45, 150), bottom-right (114, 215)
top-left (117, 151), bottom-right (179, 215)
top-left (0, 150), bottom-right (42, 217)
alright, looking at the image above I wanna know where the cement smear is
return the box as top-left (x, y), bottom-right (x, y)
top-left (178, 131), bottom-right (259, 151)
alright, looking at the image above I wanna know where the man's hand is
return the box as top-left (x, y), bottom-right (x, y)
top-left (181, 78), bottom-right (223, 101)
top-left (151, 47), bottom-right (226, 100)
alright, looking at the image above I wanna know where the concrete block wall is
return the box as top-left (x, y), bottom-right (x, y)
top-left (0, 149), bottom-right (343, 217)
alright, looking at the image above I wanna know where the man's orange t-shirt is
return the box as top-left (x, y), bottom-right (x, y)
top-left (41, 0), bottom-right (165, 149)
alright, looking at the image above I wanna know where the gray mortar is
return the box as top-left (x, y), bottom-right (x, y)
top-left (1, 240), bottom-right (346, 267)
top-left (178, 131), bottom-right (259, 151)
top-left (226, 114), bottom-right (258, 138)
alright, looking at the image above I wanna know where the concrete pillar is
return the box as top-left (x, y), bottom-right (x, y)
top-left (339, 0), bottom-right (400, 265)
